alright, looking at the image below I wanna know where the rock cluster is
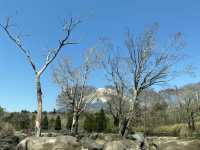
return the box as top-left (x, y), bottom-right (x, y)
top-left (2, 133), bottom-right (200, 150)
top-left (17, 134), bottom-right (141, 150)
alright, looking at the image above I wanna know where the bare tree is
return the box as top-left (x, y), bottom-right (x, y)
top-left (53, 49), bottom-right (98, 134)
top-left (177, 86), bottom-right (200, 131)
top-left (0, 17), bottom-right (80, 137)
top-left (100, 24), bottom-right (185, 136)
top-left (123, 25), bottom-right (185, 136)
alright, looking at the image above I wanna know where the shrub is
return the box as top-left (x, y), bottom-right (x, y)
top-left (55, 115), bottom-right (61, 130)
top-left (0, 122), bottom-right (15, 137)
top-left (153, 124), bottom-right (184, 136)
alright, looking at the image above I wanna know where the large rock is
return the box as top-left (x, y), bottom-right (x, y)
top-left (17, 136), bottom-right (81, 150)
top-left (89, 133), bottom-right (99, 140)
top-left (104, 139), bottom-right (140, 150)
top-left (81, 137), bottom-right (103, 150)
top-left (127, 133), bottom-right (144, 143)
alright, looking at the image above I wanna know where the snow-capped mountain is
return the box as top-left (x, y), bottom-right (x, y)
top-left (87, 87), bottom-right (115, 112)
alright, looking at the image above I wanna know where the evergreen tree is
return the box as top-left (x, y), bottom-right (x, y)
top-left (55, 115), bottom-right (61, 130)
top-left (53, 108), bottom-right (56, 114)
top-left (49, 118), bottom-right (55, 130)
top-left (95, 108), bottom-right (107, 132)
top-left (42, 115), bottom-right (49, 130)
top-left (83, 113), bottom-right (96, 132)
top-left (66, 113), bottom-right (73, 130)
top-left (19, 111), bottom-right (31, 130)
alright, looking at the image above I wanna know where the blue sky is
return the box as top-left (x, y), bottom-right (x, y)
top-left (0, 0), bottom-right (200, 112)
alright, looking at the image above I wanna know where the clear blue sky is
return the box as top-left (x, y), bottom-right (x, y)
top-left (0, 0), bottom-right (200, 112)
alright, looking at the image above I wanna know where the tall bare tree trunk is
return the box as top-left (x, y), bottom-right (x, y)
top-left (71, 112), bottom-right (79, 135)
top-left (35, 75), bottom-right (43, 137)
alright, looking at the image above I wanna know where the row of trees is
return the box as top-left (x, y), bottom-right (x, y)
top-left (2, 85), bottom-right (199, 136)
top-left (0, 108), bottom-right (109, 133)
top-left (65, 108), bottom-right (108, 133)
top-left (41, 115), bottom-right (62, 131)
top-left (159, 85), bottom-right (200, 131)
top-left (2, 111), bottom-right (62, 132)
top-left (120, 84), bottom-right (200, 135)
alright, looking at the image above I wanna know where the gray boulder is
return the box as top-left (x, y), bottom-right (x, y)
top-left (17, 136), bottom-right (81, 150)
top-left (127, 133), bottom-right (145, 142)
top-left (81, 137), bottom-right (103, 150)
top-left (89, 133), bottom-right (99, 140)
top-left (104, 139), bottom-right (140, 150)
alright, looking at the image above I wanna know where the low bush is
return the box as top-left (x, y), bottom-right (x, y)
top-left (131, 124), bottom-right (184, 136)
top-left (153, 124), bottom-right (184, 136)
top-left (132, 123), bottom-right (200, 138)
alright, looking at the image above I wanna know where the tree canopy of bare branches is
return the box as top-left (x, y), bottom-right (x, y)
top-left (100, 24), bottom-right (185, 136)
top-left (53, 48), bottom-right (98, 134)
